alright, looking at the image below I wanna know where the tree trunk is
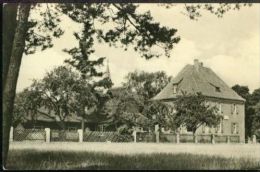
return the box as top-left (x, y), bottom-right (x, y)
top-left (3, 4), bottom-right (18, 87)
top-left (2, 3), bottom-right (31, 168)
top-left (81, 117), bottom-right (85, 132)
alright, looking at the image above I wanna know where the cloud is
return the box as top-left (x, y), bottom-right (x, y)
top-left (16, 4), bottom-right (260, 93)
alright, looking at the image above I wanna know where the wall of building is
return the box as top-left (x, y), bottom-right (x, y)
top-left (191, 100), bottom-right (245, 143)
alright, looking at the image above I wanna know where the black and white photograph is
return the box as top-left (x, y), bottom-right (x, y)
top-left (2, 2), bottom-right (260, 170)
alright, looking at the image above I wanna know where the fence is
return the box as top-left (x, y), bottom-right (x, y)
top-left (136, 132), bottom-right (156, 142)
top-left (83, 131), bottom-right (133, 142)
top-left (51, 130), bottom-right (79, 142)
top-left (10, 126), bottom-right (257, 144)
top-left (13, 129), bottom-right (45, 142)
top-left (11, 127), bottom-right (133, 143)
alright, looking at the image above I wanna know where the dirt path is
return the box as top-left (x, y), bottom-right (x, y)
top-left (10, 142), bottom-right (260, 159)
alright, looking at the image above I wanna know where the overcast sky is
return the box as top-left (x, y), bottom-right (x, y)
top-left (16, 3), bottom-right (260, 93)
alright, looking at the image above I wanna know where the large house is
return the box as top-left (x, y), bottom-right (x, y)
top-left (152, 59), bottom-right (245, 142)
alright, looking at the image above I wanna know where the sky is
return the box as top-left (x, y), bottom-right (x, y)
top-left (16, 3), bottom-right (260, 93)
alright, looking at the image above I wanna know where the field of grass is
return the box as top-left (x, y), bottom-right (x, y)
top-left (7, 142), bottom-right (260, 170)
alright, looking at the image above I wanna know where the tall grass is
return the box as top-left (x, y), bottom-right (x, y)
top-left (7, 149), bottom-right (260, 170)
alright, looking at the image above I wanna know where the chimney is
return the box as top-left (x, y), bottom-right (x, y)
top-left (194, 59), bottom-right (199, 71)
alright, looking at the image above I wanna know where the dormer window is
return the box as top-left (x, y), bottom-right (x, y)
top-left (215, 87), bottom-right (221, 92)
top-left (173, 84), bottom-right (178, 94)
top-left (209, 83), bottom-right (221, 92)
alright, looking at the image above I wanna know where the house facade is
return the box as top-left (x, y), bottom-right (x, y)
top-left (152, 59), bottom-right (245, 142)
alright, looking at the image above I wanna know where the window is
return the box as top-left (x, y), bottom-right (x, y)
top-left (218, 103), bottom-right (223, 114)
top-left (231, 123), bottom-right (239, 134)
top-left (215, 87), bottom-right (221, 92)
top-left (231, 104), bottom-right (237, 115)
top-left (209, 83), bottom-right (221, 92)
top-left (215, 120), bottom-right (223, 134)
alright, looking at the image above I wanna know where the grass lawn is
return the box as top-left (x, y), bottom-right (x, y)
top-left (7, 149), bottom-right (260, 170)
top-left (7, 142), bottom-right (260, 170)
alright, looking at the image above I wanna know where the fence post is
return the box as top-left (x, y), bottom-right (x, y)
top-left (194, 134), bottom-right (198, 143)
top-left (9, 126), bottom-right (14, 142)
top-left (211, 134), bottom-right (215, 144)
top-left (176, 133), bottom-right (180, 144)
top-left (132, 130), bottom-right (137, 143)
top-left (155, 124), bottom-right (159, 143)
top-left (252, 135), bottom-right (256, 144)
top-left (247, 136), bottom-right (251, 144)
top-left (227, 135), bottom-right (230, 143)
top-left (78, 129), bottom-right (83, 143)
top-left (155, 131), bottom-right (159, 143)
top-left (45, 128), bottom-right (50, 143)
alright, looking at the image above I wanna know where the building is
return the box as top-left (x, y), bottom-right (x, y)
top-left (152, 59), bottom-right (245, 142)
top-left (19, 106), bottom-right (110, 131)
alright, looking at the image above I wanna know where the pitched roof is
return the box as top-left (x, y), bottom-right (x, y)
top-left (25, 106), bottom-right (107, 123)
top-left (152, 59), bottom-right (245, 102)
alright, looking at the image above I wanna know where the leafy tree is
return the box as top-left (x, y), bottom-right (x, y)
top-left (252, 102), bottom-right (260, 139)
top-left (104, 71), bottom-right (171, 132)
top-left (2, 2), bottom-right (252, 166)
top-left (12, 89), bottom-right (41, 127)
top-left (162, 3), bottom-right (252, 20)
top-left (250, 88), bottom-right (260, 137)
top-left (104, 88), bottom-right (149, 134)
top-left (170, 92), bottom-right (221, 135)
top-left (142, 101), bottom-right (175, 131)
top-left (250, 88), bottom-right (260, 105)
top-left (123, 70), bottom-right (171, 102)
top-left (22, 66), bottom-right (102, 130)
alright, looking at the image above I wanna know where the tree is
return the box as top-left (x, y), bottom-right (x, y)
top-left (142, 101), bottom-right (175, 131)
top-left (24, 66), bottom-right (103, 130)
top-left (250, 88), bottom-right (260, 106)
top-left (170, 93), bottom-right (221, 135)
top-left (3, 4), bottom-right (31, 166)
top-left (252, 102), bottom-right (260, 139)
top-left (250, 88), bottom-right (260, 137)
top-left (123, 70), bottom-right (171, 102)
top-left (3, 3), bottom-right (252, 167)
top-left (12, 87), bottom-right (43, 127)
top-left (104, 88), bottom-right (149, 134)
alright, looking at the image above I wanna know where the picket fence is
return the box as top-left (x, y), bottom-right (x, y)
top-left (10, 127), bottom-right (255, 144)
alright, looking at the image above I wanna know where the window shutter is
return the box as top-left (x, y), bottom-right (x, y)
top-left (231, 123), bottom-right (234, 134)
top-left (231, 104), bottom-right (233, 114)
top-left (236, 123), bottom-right (239, 134)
